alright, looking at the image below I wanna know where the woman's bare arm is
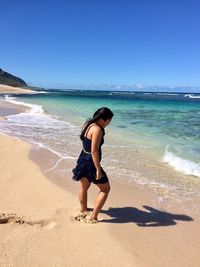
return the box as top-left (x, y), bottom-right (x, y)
top-left (91, 126), bottom-right (103, 179)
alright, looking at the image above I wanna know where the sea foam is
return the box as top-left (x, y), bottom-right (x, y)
top-left (163, 146), bottom-right (200, 177)
top-left (184, 94), bottom-right (200, 99)
top-left (5, 95), bottom-right (44, 114)
top-left (1, 95), bottom-right (79, 160)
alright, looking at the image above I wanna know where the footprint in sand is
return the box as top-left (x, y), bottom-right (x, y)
top-left (0, 213), bottom-right (26, 224)
top-left (0, 213), bottom-right (57, 229)
top-left (28, 219), bottom-right (57, 229)
top-left (73, 211), bottom-right (99, 224)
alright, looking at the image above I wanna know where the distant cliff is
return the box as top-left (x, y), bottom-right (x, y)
top-left (0, 68), bottom-right (27, 87)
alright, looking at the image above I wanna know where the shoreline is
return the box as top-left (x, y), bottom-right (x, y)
top-left (1, 132), bottom-right (200, 266)
top-left (28, 143), bottom-right (200, 267)
top-left (0, 133), bottom-right (135, 266)
top-left (29, 143), bottom-right (200, 215)
top-left (0, 84), bottom-right (38, 95)
top-left (1, 91), bottom-right (199, 208)
top-left (1, 93), bottom-right (200, 211)
top-left (1, 93), bottom-right (200, 266)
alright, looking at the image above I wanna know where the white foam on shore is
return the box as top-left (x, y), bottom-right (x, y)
top-left (163, 146), bottom-right (200, 177)
top-left (3, 95), bottom-right (78, 129)
top-left (0, 95), bottom-right (79, 161)
top-left (184, 94), bottom-right (200, 99)
top-left (5, 95), bottom-right (44, 114)
top-left (4, 95), bottom-right (78, 130)
top-left (32, 91), bottom-right (48, 94)
top-left (107, 165), bottom-right (178, 196)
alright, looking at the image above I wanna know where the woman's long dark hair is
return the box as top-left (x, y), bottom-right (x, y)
top-left (80, 107), bottom-right (114, 140)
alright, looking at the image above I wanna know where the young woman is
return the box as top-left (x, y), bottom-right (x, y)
top-left (72, 107), bottom-right (114, 223)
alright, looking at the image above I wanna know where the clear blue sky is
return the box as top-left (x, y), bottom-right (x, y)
top-left (1, 0), bottom-right (200, 89)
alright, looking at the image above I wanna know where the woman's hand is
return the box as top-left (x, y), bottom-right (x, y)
top-left (96, 168), bottom-right (103, 180)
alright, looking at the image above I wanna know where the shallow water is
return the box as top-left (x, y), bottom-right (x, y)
top-left (0, 90), bottom-right (200, 207)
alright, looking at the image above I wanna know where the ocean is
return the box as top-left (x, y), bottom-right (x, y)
top-left (0, 90), bottom-right (200, 208)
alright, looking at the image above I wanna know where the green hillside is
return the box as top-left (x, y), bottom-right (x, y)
top-left (0, 68), bottom-right (27, 87)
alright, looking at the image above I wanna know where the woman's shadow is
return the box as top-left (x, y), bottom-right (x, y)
top-left (100, 205), bottom-right (193, 227)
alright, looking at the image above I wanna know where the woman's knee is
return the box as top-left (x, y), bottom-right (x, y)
top-left (80, 177), bottom-right (91, 191)
top-left (98, 182), bottom-right (111, 194)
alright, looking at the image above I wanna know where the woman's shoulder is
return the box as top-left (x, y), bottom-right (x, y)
top-left (91, 123), bottom-right (103, 132)
top-left (91, 125), bottom-right (105, 138)
top-left (87, 123), bottom-right (104, 136)
top-left (82, 123), bottom-right (101, 138)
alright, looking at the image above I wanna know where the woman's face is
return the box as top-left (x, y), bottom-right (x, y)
top-left (103, 118), bottom-right (112, 127)
top-left (97, 118), bottom-right (112, 128)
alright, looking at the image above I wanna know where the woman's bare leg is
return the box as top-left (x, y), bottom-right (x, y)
top-left (92, 182), bottom-right (111, 220)
top-left (79, 177), bottom-right (91, 212)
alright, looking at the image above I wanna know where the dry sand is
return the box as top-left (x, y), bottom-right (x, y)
top-left (0, 91), bottom-right (200, 266)
top-left (0, 132), bottom-right (200, 267)
top-left (0, 133), bottom-right (135, 266)
top-left (0, 84), bottom-right (37, 94)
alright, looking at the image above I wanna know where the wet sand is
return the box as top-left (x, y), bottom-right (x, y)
top-left (0, 133), bottom-right (137, 266)
top-left (1, 99), bottom-right (200, 266)
top-left (29, 145), bottom-right (200, 267)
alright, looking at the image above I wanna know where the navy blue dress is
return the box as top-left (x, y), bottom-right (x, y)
top-left (72, 126), bottom-right (109, 184)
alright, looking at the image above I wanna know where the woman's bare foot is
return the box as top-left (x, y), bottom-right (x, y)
top-left (74, 208), bottom-right (92, 221)
top-left (74, 211), bottom-right (88, 221)
top-left (83, 211), bottom-right (99, 224)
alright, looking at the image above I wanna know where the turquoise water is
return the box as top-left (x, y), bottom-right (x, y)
top-left (11, 91), bottom-right (200, 161)
top-left (1, 90), bottom-right (200, 201)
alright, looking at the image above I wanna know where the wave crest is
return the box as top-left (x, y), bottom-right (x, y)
top-left (163, 146), bottom-right (200, 177)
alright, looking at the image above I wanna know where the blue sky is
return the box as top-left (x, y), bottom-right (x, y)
top-left (0, 0), bottom-right (200, 89)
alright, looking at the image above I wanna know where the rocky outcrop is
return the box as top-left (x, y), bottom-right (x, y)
top-left (0, 68), bottom-right (27, 87)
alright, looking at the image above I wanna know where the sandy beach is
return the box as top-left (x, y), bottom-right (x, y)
top-left (1, 0), bottom-right (200, 264)
top-left (0, 107), bottom-right (200, 266)
top-left (0, 84), bottom-right (37, 95)
top-left (1, 133), bottom-right (200, 267)
top-left (0, 133), bottom-right (137, 266)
